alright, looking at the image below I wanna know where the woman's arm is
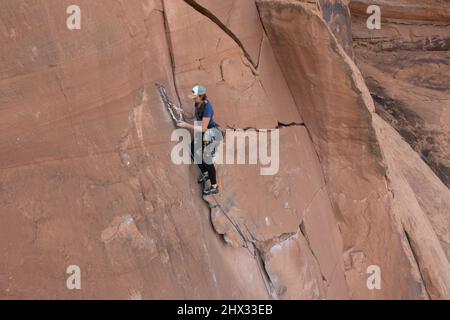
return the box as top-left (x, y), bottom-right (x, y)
top-left (177, 117), bottom-right (210, 133)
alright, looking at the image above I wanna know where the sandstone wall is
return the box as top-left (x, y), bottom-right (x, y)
top-left (257, 0), bottom-right (450, 299)
top-left (0, 0), bottom-right (448, 299)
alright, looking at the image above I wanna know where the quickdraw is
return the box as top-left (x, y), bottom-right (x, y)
top-left (155, 83), bottom-right (184, 123)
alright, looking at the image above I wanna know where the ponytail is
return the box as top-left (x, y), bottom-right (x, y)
top-left (196, 94), bottom-right (208, 119)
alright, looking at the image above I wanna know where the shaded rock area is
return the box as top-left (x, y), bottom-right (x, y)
top-left (350, 0), bottom-right (450, 188)
top-left (318, 0), bottom-right (354, 57)
top-left (0, 0), bottom-right (449, 300)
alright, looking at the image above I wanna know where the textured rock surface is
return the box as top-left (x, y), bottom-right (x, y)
top-left (373, 114), bottom-right (450, 299)
top-left (350, 0), bottom-right (450, 188)
top-left (0, 0), bottom-right (270, 299)
top-left (257, 0), bottom-right (449, 299)
top-left (350, 1), bottom-right (450, 297)
top-left (0, 0), bottom-right (449, 300)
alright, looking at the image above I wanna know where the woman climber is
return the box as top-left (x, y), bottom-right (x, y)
top-left (176, 85), bottom-right (220, 195)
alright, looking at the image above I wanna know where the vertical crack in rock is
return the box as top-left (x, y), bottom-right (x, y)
top-left (252, 241), bottom-right (279, 299)
top-left (183, 0), bottom-right (258, 69)
top-left (256, 33), bottom-right (265, 69)
top-left (161, 0), bottom-right (183, 106)
top-left (299, 222), bottom-right (328, 284)
top-left (203, 197), bottom-right (277, 299)
top-left (253, 224), bottom-right (327, 299)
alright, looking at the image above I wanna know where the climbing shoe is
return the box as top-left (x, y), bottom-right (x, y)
top-left (203, 186), bottom-right (219, 196)
top-left (198, 173), bottom-right (209, 184)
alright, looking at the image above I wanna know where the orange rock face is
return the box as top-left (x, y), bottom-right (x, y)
top-left (0, 0), bottom-right (449, 300)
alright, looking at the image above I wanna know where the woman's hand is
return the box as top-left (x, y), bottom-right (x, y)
top-left (176, 121), bottom-right (189, 128)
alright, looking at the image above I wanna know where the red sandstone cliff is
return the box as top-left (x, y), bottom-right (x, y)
top-left (0, 0), bottom-right (449, 299)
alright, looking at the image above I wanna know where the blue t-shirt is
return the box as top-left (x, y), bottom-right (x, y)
top-left (195, 101), bottom-right (215, 128)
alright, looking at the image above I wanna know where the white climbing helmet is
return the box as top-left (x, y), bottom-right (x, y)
top-left (190, 84), bottom-right (207, 98)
